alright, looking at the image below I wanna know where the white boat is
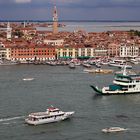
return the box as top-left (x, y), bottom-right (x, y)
top-left (102, 127), bottom-right (127, 133)
top-left (25, 106), bottom-right (74, 125)
top-left (69, 62), bottom-right (76, 69)
top-left (82, 63), bottom-right (91, 68)
top-left (84, 68), bottom-right (113, 74)
top-left (0, 60), bottom-right (18, 65)
top-left (23, 78), bottom-right (34, 81)
top-left (130, 59), bottom-right (139, 64)
top-left (109, 62), bottom-right (132, 69)
top-left (90, 66), bottom-right (140, 95)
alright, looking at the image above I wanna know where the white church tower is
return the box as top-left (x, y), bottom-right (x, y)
top-left (7, 22), bottom-right (12, 40)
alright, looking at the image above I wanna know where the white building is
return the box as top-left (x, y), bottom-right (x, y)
top-left (0, 43), bottom-right (11, 60)
top-left (44, 39), bottom-right (64, 46)
top-left (7, 22), bottom-right (12, 40)
top-left (78, 48), bottom-right (94, 58)
top-left (120, 44), bottom-right (139, 58)
top-left (94, 46), bottom-right (108, 56)
top-left (57, 47), bottom-right (95, 59)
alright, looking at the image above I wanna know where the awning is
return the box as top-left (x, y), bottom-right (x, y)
top-left (77, 56), bottom-right (90, 59)
top-left (58, 56), bottom-right (72, 59)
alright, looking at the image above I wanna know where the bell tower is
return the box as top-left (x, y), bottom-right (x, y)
top-left (7, 22), bottom-right (12, 40)
top-left (53, 5), bottom-right (58, 34)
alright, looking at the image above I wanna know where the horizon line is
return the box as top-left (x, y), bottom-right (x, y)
top-left (0, 20), bottom-right (140, 22)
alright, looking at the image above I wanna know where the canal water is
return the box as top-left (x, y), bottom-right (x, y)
top-left (0, 64), bottom-right (140, 140)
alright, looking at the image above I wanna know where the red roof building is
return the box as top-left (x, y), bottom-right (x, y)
top-left (5, 42), bottom-right (56, 61)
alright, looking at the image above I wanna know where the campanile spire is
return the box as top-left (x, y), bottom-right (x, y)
top-left (53, 5), bottom-right (58, 34)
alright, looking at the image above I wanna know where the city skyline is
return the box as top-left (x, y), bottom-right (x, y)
top-left (0, 0), bottom-right (140, 21)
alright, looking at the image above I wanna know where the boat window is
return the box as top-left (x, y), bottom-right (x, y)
top-left (49, 109), bottom-right (59, 112)
top-left (32, 117), bottom-right (38, 121)
top-left (129, 85), bottom-right (136, 88)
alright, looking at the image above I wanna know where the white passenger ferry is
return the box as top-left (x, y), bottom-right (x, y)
top-left (90, 66), bottom-right (140, 95)
top-left (25, 106), bottom-right (74, 125)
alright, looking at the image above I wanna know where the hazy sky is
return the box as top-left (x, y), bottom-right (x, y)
top-left (0, 0), bottom-right (140, 20)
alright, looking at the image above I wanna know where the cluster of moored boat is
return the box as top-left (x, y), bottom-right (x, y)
top-left (0, 60), bottom-right (19, 65)
top-left (45, 58), bottom-right (139, 70)
top-left (1, 58), bottom-right (140, 71)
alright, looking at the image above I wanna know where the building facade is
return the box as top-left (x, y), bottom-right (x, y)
top-left (44, 39), bottom-right (64, 46)
top-left (94, 46), bottom-right (107, 57)
top-left (8, 45), bottom-right (56, 61)
top-left (56, 47), bottom-right (78, 59)
top-left (107, 43), bottom-right (120, 57)
top-left (56, 46), bottom-right (95, 59)
top-left (78, 48), bottom-right (94, 58)
top-left (120, 44), bottom-right (139, 58)
top-left (0, 43), bottom-right (11, 60)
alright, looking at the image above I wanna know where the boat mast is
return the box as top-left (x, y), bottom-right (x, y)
top-left (123, 65), bottom-right (127, 75)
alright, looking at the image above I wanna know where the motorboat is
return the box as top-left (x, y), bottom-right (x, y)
top-left (22, 78), bottom-right (34, 81)
top-left (102, 127), bottom-right (127, 133)
top-left (69, 62), bottom-right (76, 69)
top-left (109, 62), bottom-right (132, 69)
top-left (0, 60), bottom-right (18, 65)
top-left (25, 106), bottom-right (74, 125)
top-left (82, 63), bottom-right (91, 68)
top-left (84, 68), bottom-right (113, 74)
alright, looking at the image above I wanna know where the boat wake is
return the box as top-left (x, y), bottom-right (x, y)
top-left (0, 116), bottom-right (25, 122)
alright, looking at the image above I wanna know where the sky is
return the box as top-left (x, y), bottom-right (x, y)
top-left (0, 0), bottom-right (140, 21)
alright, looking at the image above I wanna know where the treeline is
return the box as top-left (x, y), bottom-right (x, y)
top-left (129, 30), bottom-right (140, 37)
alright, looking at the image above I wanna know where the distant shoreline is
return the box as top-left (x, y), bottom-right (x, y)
top-left (0, 20), bottom-right (140, 23)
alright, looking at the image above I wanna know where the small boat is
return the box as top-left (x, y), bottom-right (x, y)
top-left (69, 63), bottom-right (75, 69)
top-left (84, 68), bottom-right (113, 74)
top-left (0, 60), bottom-right (18, 65)
top-left (95, 63), bottom-right (101, 68)
top-left (23, 78), bottom-right (34, 81)
top-left (109, 62), bottom-right (132, 69)
top-left (82, 63), bottom-right (91, 68)
top-left (46, 61), bottom-right (57, 66)
top-left (130, 59), bottom-right (139, 64)
top-left (25, 106), bottom-right (74, 125)
top-left (102, 127), bottom-right (128, 133)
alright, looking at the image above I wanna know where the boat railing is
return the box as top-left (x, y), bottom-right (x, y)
top-left (103, 87), bottom-right (109, 91)
top-left (114, 78), bottom-right (130, 82)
